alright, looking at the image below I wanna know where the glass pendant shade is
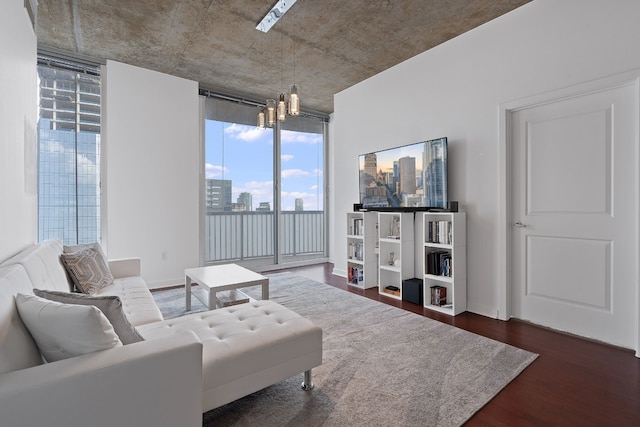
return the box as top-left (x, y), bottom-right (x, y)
top-left (277, 93), bottom-right (287, 121)
top-left (266, 99), bottom-right (276, 127)
top-left (257, 107), bottom-right (266, 129)
top-left (288, 84), bottom-right (300, 116)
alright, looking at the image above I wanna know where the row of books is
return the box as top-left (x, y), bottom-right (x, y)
top-left (347, 266), bottom-right (364, 285)
top-left (349, 217), bottom-right (364, 236)
top-left (426, 250), bottom-right (453, 277)
top-left (426, 220), bottom-right (452, 245)
top-left (347, 242), bottom-right (364, 261)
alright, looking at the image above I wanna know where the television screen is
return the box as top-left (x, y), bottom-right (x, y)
top-left (358, 137), bottom-right (447, 209)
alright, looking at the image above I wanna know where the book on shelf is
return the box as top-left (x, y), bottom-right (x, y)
top-left (349, 217), bottom-right (364, 236)
top-left (427, 220), bottom-right (452, 245)
top-left (430, 285), bottom-right (447, 306)
top-left (347, 266), bottom-right (364, 285)
top-left (348, 242), bottom-right (364, 261)
top-left (426, 251), bottom-right (453, 277)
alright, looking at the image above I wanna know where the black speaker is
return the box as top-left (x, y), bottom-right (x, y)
top-left (353, 203), bottom-right (363, 212)
top-left (447, 201), bottom-right (458, 212)
top-left (402, 278), bottom-right (423, 305)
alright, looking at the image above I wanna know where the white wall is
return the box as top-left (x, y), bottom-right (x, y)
top-left (103, 61), bottom-right (200, 288)
top-left (331, 0), bottom-right (640, 317)
top-left (0, 0), bottom-right (37, 260)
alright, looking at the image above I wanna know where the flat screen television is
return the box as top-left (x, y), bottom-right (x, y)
top-left (358, 137), bottom-right (447, 210)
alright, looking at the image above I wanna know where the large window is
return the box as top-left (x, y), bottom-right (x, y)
top-left (37, 60), bottom-right (101, 245)
top-left (203, 95), bottom-right (327, 267)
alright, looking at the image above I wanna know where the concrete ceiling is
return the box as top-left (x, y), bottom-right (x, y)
top-left (36, 0), bottom-right (531, 115)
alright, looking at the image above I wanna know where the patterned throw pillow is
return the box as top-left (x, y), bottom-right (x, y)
top-left (33, 289), bottom-right (144, 344)
top-left (61, 244), bottom-right (114, 294)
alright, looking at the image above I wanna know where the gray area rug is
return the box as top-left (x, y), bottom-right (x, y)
top-left (152, 272), bottom-right (537, 427)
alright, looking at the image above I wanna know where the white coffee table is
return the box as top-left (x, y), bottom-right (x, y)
top-left (185, 264), bottom-right (269, 311)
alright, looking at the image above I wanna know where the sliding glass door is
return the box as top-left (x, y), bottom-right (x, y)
top-left (203, 96), bottom-right (327, 268)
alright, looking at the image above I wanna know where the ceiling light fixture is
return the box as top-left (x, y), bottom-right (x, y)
top-left (277, 93), bottom-right (287, 121)
top-left (256, 0), bottom-right (298, 33)
top-left (266, 99), bottom-right (276, 127)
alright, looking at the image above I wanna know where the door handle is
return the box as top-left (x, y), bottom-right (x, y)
top-left (514, 221), bottom-right (527, 228)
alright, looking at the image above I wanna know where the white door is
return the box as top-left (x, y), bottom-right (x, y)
top-left (510, 84), bottom-right (637, 349)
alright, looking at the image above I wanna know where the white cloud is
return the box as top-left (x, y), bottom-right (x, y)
top-left (281, 130), bottom-right (322, 144)
top-left (282, 168), bottom-right (312, 178)
top-left (205, 163), bottom-right (229, 179)
top-left (224, 123), bottom-right (264, 142)
top-left (310, 184), bottom-right (319, 190)
top-left (281, 154), bottom-right (294, 162)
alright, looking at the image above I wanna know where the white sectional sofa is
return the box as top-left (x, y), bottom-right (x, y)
top-left (0, 240), bottom-right (322, 427)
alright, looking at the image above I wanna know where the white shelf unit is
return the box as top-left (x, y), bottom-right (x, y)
top-left (377, 212), bottom-right (414, 300)
top-left (346, 211), bottom-right (379, 289)
top-left (416, 211), bottom-right (466, 316)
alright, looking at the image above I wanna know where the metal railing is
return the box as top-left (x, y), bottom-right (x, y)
top-left (204, 211), bottom-right (324, 262)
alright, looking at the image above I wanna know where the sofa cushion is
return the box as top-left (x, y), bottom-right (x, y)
top-left (96, 276), bottom-right (164, 327)
top-left (0, 265), bottom-right (43, 374)
top-left (61, 244), bottom-right (114, 294)
top-left (33, 289), bottom-right (144, 345)
top-left (0, 239), bottom-right (71, 292)
top-left (15, 293), bottom-right (122, 362)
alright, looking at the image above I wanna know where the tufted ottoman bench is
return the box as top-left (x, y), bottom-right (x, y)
top-left (137, 299), bottom-right (322, 412)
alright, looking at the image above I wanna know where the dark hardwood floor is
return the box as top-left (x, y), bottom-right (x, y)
top-left (269, 263), bottom-right (640, 427)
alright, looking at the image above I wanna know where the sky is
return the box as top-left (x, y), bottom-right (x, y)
top-left (205, 120), bottom-right (323, 211)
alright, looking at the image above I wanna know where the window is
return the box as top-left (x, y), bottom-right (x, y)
top-left (37, 60), bottom-right (101, 245)
top-left (202, 95), bottom-right (328, 267)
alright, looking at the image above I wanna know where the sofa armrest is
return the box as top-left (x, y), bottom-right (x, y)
top-left (109, 257), bottom-right (141, 278)
top-left (0, 331), bottom-right (203, 427)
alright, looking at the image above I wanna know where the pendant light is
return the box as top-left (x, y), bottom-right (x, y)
top-left (288, 84), bottom-right (299, 116)
top-left (266, 99), bottom-right (276, 127)
top-left (257, 107), bottom-right (266, 129)
top-left (277, 93), bottom-right (287, 122)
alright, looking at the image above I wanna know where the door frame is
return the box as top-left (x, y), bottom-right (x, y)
top-left (498, 71), bottom-right (640, 356)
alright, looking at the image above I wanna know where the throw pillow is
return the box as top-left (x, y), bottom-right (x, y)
top-left (33, 289), bottom-right (144, 345)
top-left (15, 293), bottom-right (122, 363)
top-left (61, 244), bottom-right (114, 294)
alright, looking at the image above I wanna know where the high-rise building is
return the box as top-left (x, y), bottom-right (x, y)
top-left (295, 198), bottom-right (304, 211)
top-left (237, 192), bottom-right (253, 211)
top-left (205, 179), bottom-right (232, 212)
top-left (398, 156), bottom-right (416, 196)
top-left (363, 153), bottom-right (377, 184)
top-left (37, 65), bottom-right (101, 245)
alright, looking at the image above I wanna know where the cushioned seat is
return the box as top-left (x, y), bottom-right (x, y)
top-left (97, 277), bottom-right (163, 327)
top-left (138, 300), bottom-right (323, 410)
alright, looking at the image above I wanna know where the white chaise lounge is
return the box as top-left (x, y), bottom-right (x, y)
top-left (0, 239), bottom-right (322, 427)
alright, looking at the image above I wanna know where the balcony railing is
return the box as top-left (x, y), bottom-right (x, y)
top-left (204, 211), bottom-right (324, 263)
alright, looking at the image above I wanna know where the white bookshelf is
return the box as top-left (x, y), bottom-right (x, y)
top-left (377, 212), bottom-right (414, 300)
top-left (416, 211), bottom-right (466, 316)
top-left (346, 211), bottom-right (378, 289)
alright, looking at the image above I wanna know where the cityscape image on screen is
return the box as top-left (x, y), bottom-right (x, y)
top-left (358, 137), bottom-right (448, 209)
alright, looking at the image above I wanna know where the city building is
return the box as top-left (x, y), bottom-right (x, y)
top-left (237, 192), bottom-right (253, 211)
top-left (205, 179), bottom-right (232, 212)
top-left (256, 202), bottom-right (271, 211)
top-left (295, 198), bottom-right (304, 211)
top-left (37, 66), bottom-right (101, 245)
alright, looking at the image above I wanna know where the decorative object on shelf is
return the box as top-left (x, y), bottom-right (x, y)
top-left (387, 252), bottom-right (395, 266)
top-left (390, 216), bottom-right (400, 238)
